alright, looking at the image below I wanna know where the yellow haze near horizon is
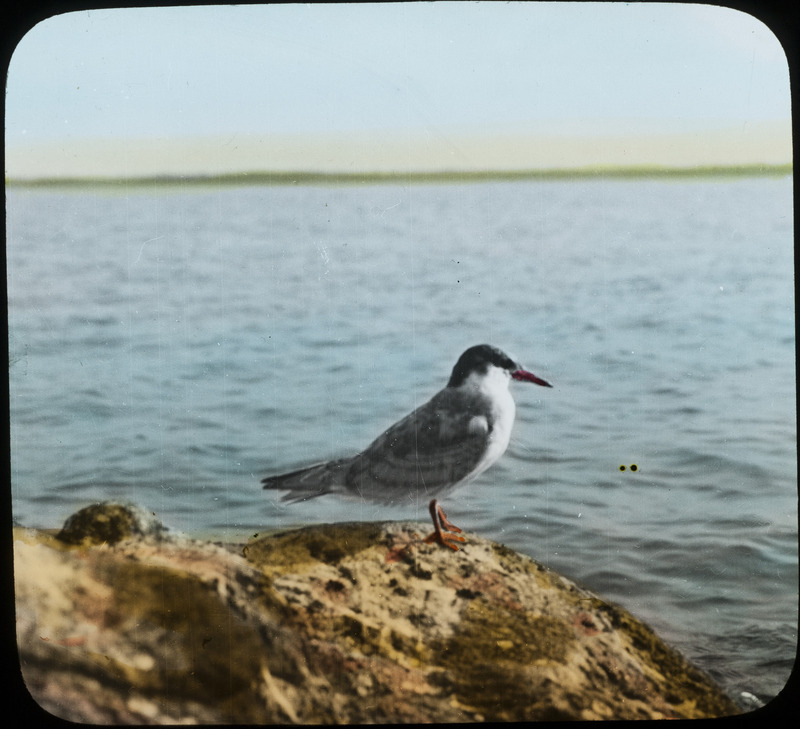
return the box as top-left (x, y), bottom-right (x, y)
top-left (5, 120), bottom-right (791, 180)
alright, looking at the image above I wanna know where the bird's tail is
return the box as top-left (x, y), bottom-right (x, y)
top-left (261, 459), bottom-right (350, 502)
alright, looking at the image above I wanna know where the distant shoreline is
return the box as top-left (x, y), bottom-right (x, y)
top-left (5, 163), bottom-right (792, 188)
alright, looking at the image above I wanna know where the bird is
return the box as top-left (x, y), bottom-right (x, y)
top-left (261, 344), bottom-right (552, 550)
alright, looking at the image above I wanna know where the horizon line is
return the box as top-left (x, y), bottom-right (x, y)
top-left (6, 163), bottom-right (793, 188)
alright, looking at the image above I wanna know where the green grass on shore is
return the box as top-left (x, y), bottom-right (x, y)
top-left (6, 163), bottom-right (792, 189)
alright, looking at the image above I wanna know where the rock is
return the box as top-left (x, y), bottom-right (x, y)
top-left (14, 503), bottom-right (740, 723)
top-left (56, 501), bottom-right (165, 546)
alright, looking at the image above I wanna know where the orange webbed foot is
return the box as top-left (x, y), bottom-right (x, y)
top-left (423, 498), bottom-right (466, 551)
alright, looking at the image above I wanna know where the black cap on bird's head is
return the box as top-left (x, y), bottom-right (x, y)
top-left (447, 344), bottom-right (552, 388)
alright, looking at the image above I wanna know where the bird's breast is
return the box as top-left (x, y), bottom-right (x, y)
top-left (486, 387), bottom-right (515, 447)
top-left (466, 385), bottom-right (515, 479)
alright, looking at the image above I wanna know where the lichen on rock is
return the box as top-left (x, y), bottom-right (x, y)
top-left (56, 501), bottom-right (165, 546)
top-left (14, 502), bottom-right (741, 723)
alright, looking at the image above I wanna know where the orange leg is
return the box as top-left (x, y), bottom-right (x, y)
top-left (423, 498), bottom-right (466, 551)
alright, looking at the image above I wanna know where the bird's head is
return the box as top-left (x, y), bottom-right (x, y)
top-left (447, 344), bottom-right (552, 389)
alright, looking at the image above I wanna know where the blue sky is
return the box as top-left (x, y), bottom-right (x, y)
top-left (4, 2), bottom-right (792, 175)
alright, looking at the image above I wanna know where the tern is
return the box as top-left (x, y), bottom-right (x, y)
top-left (261, 344), bottom-right (552, 550)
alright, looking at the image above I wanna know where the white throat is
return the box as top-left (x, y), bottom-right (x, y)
top-left (460, 365), bottom-right (517, 479)
top-left (461, 365), bottom-right (512, 395)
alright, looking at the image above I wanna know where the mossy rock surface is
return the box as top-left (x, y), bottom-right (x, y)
top-left (56, 501), bottom-right (164, 546)
top-left (15, 503), bottom-right (741, 723)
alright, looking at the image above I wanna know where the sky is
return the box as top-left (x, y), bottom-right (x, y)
top-left (4, 2), bottom-right (793, 176)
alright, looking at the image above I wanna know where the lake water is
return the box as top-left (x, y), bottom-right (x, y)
top-left (7, 175), bottom-right (796, 708)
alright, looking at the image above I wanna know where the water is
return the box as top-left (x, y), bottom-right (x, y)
top-left (7, 176), bottom-right (796, 706)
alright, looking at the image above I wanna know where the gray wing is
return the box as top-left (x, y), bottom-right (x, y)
top-left (261, 458), bottom-right (351, 502)
top-left (344, 388), bottom-right (492, 502)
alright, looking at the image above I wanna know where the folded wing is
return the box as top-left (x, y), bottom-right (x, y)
top-left (261, 458), bottom-right (351, 502)
top-left (344, 389), bottom-right (492, 501)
